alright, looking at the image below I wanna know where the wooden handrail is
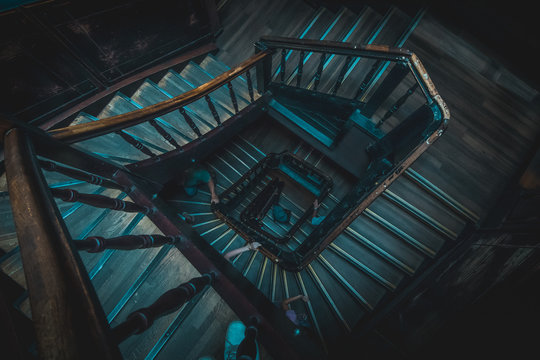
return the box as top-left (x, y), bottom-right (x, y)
top-left (257, 36), bottom-right (450, 122)
top-left (258, 36), bottom-right (412, 61)
top-left (4, 128), bottom-right (121, 359)
top-left (49, 50), bottom-right (272, 143)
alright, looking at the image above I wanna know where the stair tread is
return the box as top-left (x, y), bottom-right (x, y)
top-left (71, 113), bottom-right (146, 163)
top-left (96, 95), bottom-right (175, 153)
top-left (157, 71), bottom-right (218, 133)
top-left (128, 81), bottom-right (198, 144)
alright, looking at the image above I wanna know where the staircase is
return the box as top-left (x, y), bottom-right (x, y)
top-left (0, 1), bottom-right (484, 359)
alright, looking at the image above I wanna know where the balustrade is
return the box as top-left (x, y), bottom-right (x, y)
top-left (50, 188), bottom-right (153, 214)
top-left (74, 234), bottom-right (179, 252)
top-left (111, 273), bottom-right (215, 344)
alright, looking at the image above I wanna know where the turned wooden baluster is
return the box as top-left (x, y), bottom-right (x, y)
top-left (237, 317), bottom-right (259, 360)
top-left (245, 70), bottom-right (255, 102)
top-left (50, 188), bottom-right (153, 214)
top-left (205, 95), bottom-right (221, 126)
top-left (39, 160), bottom-right (127, 191)
top-left (111, 273), bottom-right (215, 344)
top-left (332, 55), bottom-right (353, 95)
top-left (376, 83), bottom-right (419, 128)
top-left (355, 60), bottom-right (381, 99)
top-left (313, 52), bottom-right (327, 92)
top-left (280, 48), bottom-right (287, 83)
top-left (74, 234), bottom-right (179, 252)
top-left (296, 50), bottom-right (305, 87)
top-left (227, 82), bottom-right (239, 114)
top-left (148, 119), bottom-right (181, 149)
top-left (115, 130), bottom-right (156, 157)
top-left (179, 107), bottom-right (202, 137)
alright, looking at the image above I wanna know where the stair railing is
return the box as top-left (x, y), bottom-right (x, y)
top-left (3, 128), bottom-right (122, 359)
top-left (224, 36), bottom-right (451, 271)
top-left (49, 51), bottom-right (270, 143)
top-left (3, 125), bottom-right (321, 359)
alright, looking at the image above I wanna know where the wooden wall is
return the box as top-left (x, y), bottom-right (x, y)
top-left (0, 0), bottom-right (218, 125)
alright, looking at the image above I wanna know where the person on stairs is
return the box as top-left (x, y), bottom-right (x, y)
top-left (224, 242), bottom-right (261, 261)
top-left (181, 166), bottom-right (220, 204)
top-left (158, 165), bottom-right (219, 204)
top-left (310, 199), bottom-right (326, 226)
top-left (281, 294), bottom-right (310, 327)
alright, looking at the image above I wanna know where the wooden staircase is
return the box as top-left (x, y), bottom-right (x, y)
top-left (6, 0), bottom-right (535, 359)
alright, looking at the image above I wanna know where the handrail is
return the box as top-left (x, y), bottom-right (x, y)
top-left (4, 128), bottom-right (120, 359)
top-left (257, 36), bottom-right (450, 122)
top-left (49, 50), bottom-right (272, 143)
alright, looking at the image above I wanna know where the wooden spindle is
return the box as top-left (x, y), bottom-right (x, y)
top-left (115, 130), bottom-right (156, 157)
top-left (376, 83), bottom-right (419, 128)
top-left (355, 60), bottom-right (381, 99)
top-left (227, 82), bottom-right (239, 114)
top-left (39, 160), bottom-right (126, 191)
top-left (332, 55), bottom-right (353, 95)
top-left (245, 70), bottom-right (255, 102)
top-left (205, 95), bottom-right (221, 126)
top-left (179, 107), bottom-right (202, 137)
top-left (148, 119), bottom-right (181, 149)
top-left (111, 273), bottom-right (215, 344)
top-left (74, 234), bottom-right (179, 252)
top-left (280, 48), bottom-right (287, 83)
top-left (50, 188), bottom-right (153, 214)
top-left (296, 50), bottom-right (305, 87)
top-left (313, 52), bottom-right (326, 92)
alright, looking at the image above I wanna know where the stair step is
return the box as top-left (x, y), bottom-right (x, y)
top-left (157, 71), bottom-right (218, 133)
top-left (113, 248), bottom-right (201, 358)
top-left (315, 6), bottom-right (382, 94)
top-left (96, 94), bottom-right (174, 154)
top-left (337, 7), bottom-right (413, 99)
top-left (284, 7), bottom-right (357, 87)
top-left (178, 63), bottom-right (236, 118)
top-left (131, 80), bottom-right (199, 142)
top-left (182, 61), bottom-right (250, 112)
top-left (70, 112), bottom-right (145, 164)
top-left (199, 54), bottom-right (258, 103)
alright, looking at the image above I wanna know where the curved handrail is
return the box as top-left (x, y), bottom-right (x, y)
top-left (49, 50), bottom-right (272, 143)
top-left (4, 128), bottom-right (121, 359)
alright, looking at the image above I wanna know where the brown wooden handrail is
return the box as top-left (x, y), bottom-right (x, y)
top-left (257, 36), bottom-right (450, 122)
top-left (49, 50), bottom-right (272, 144)
top-left (4, 128), bottom-right (121, 359)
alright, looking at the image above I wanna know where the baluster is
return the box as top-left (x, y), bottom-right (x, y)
top-left (296, 51), bottom-right (305, 88)
top-left (237, 317), bottom-right (260, 360)
top-left (115, 130), bottom-right (156, 158)
top-left (50, 188), bottom-right (153, 214)
top-left (205, 95), bottom-right (221, 126)
top-left (39, 160), bottom-right (126, 191)
top-left (355, 60), bottom-right (381, 99)
top-left (313, 52), bottom-right (327, 92)
top-left (332, 55), bottom-right (353, 95)
top-left (111, 273), bottom-right (215, 344)
top-left (280, 48), bottom-right (287, 84)
top-left (148, 119), bottom-right (181, 149)
top-left (246, 70), bottom-right (255, 102)
top-left (179, 107), bottom-right (202, 137)
top-left (227, 82), bottom-right (239, 114)
top-left (376, 83), bottom-right (419, 128)
top-left (74, 234), bottom-right (179, 252)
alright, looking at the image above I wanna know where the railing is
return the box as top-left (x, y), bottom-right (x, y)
top-left (48, 50), bottom-right (270, 144)
top-left (4, 128), bottom-right (121, 359)
top-left (3, 121), bottom-right (316, 358)
top-left (212, 36), bottom-right (450, 271)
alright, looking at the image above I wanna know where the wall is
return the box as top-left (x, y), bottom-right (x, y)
top-left (0, 0), bottom-right (217, 125)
